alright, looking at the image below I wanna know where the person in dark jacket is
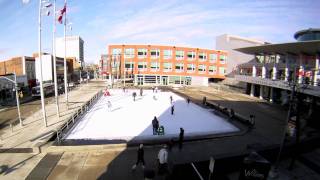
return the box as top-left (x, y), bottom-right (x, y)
top-left (132, 144), bottom-right (145, 170)
top-left (187, 97), bottom-right (190, 105)
top-left (152, 116), bottom-right (159, 135)
top-left (140, 88), bottom-right (143, 96)
top-left (170, 95), bottom-right (173, 104)
top-left (132, 92), bottom-right (137, 101)
top-left (179, 128), bottom-right (184, 150)
top-left (171, 105), bottom-right (174, 115)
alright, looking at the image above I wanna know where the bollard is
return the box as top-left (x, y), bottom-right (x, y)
top-left (10, 123), bottom-right (13, 133)
top-left (56, 131), bottom-right (60, 143)
top-left (81, 107), bottom-right (83, 114)
top-left (72, 115), bottom-right (75, 123)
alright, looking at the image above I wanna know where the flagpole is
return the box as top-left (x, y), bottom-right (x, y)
top-left (63, 0), bottom-right (69, 109)
top-left (38, 0), bottom-right (47, 127)
top-left (52, 0), bottom-right (60, 118)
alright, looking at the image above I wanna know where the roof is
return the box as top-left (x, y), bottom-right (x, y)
top-left (294, 28), bottom-right (320, 39)
top-left (235, 40), bottom-right (320, 55)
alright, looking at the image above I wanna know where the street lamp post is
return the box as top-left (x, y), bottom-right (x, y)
top-left (0, 74), bottom-right (23, 127)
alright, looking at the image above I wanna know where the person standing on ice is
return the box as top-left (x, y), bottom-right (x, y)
top-left (132, 144), bottom-right (145, 170)
top-left (152, 87), bottom-right (155, 93)
top-left (107, 101), bottom-right (112, 110)
top-left (123, 87), bottom-right (126, 93)
top-left (170, 95), bottom-right (173, 104)
top-left (132, 92), bottom-right (137, 101)
top-left (187, 97), bottom-right (190, 105)
top-left (140, 88), bottom-right (143, 96)
top-left (171, 104), bottom-right (174, 115)
top-left (178, 128), bottom-right (184, 150)
top-left (152, 116), bottom-right (159, 135)
top-left (155, 86), bottom-right (158, 93)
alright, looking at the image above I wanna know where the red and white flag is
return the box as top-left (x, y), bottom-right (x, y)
top-left (57, 4), bottom-right (66, 24)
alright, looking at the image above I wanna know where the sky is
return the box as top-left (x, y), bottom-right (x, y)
top-left (0, 0), bottom-right (319, 64)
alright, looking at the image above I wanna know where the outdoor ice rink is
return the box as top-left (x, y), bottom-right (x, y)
top-left (64, 89), bottom-right (239, 142)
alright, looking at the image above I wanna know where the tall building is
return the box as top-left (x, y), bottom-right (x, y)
top-left (216, 34), bottom-right (266, 76)
top-left (107, 44), bottom-right (227, 86)
top-left (0, 56), bottom-right (36, 88)
top-left (56, 36), bottom-right (84, 69)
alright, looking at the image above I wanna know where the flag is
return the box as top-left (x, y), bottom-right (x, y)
top-left (57, 4), bottom-right (66, 24)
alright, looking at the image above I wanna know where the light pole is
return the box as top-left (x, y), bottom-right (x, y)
top-left (0, 74), bottom-right (22, 127)
top-left (63, 0), bottom-right (69, 109)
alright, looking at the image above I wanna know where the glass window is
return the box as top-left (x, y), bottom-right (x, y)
top-left (150, 61), bottom-right (159, 70)
top-left (150, 49), bottom-right (160, 59)
top-left (219, 67), bottom-right (226, 75)
top-left (209, 54), bottom-right (217, 63)
top-left (124, 48), bottom-right (135, 58)
top-left (112, 48), bottom-right (121, 55)
top-left (187, 51), bottom-right (196, 60)
top-left (198, 64), bottom-right (206, 72)
top-left (137, 48), bottom-right (147, 58)
top-left (209, 66), bottom-right (217, 73)
top-left (220, 55), bottom-right (226, 64)
top-left (176, 50), bottom-right (184, 60)
top-left (187, 64), bottom-right (196, 72)
top-left (163, 50), bottom-right (172, 59)
top-left (199, 52), bottom-right (207, 61)
top-left (138, 62), bottom-right (147, 70)
top-left (125, 62), bottom-right (134, 69)
top-left (175, 63), bottom-right (184, 71)
top-left (163, 62), bottom-right (172, 71)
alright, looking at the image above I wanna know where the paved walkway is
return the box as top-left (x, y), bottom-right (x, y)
top-left (0, 81), bottom-right (105, 179)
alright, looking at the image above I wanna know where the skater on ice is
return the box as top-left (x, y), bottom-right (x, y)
top-left (171, 104), bottom-right (174, 115)
top-left (187, 97), bottom-right (190, 105)
top-left (153, 95), bottom-right (157, 100)
top-left (104, 88), bottom-right (110, 96)
top-left (155, 86), bottom-right (158, 93)
top-left (140, 88), bottom-right (143, 96)
top-left (132, 144), bottom-right (145, 170)
top-left (170, 95), bottom-right (173, 104)
top-left (132, 92), bottom-right (137, 101)
top-left (152, 116), bottom-right (159, 135)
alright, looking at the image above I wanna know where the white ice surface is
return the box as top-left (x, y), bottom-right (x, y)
top-left (64, 89), bottom-right (239, 141)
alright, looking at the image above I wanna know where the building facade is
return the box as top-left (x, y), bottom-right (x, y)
top-left (107, 45), bottom-right (227, 86)
top-left (56, 36), bottom-right (84, 69)
top-left (216, 34), bottom-right (266, 76)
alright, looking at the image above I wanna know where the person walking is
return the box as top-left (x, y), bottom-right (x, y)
top-left (158, 145), bottom-right (168, 175)
top-left (171, 105), bottom-right (174, 115)
top-left (132, 92), bottom-right (137, 101)
top-left (187, 97), bottom-right (190, 105)
top-left (170, 95), bottom-right (173, 104)
top-left (178, 128), bottom-right (184, 150)
top-left (152, 116), bottom-right (159, 135)
top-left (132, 144), bottom-right (145, 170)
top-left (140, 88), bottom-right (143, 96)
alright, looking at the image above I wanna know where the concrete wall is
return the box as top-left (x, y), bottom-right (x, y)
top-left (191, 76), bottom-right (208, 86)
top-left (216, 34), bottom-right (265, 76)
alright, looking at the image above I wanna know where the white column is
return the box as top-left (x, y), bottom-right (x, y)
top-left (143, 75), bottom-right (145, 85)
top-left (272, 65), bottom-right (277, 80)
top-left (262, 55), bottom-right (266, 78)
top-left (298, 54), bottom-right (304, 84)
top-left (250, 84), bottom-right (255, 97)
top-left (252, 65), bottom-right (257, 77)
top-left (313, 54), bottom-right (319, 86)
top-left (284, 54), bottom-right (289, 82)
top-left (269, 87), bottom-right (273, 103)
top-left (63, 0), bottom-right (69, 109)
top-left (259, 85), bottom-right (264, 100)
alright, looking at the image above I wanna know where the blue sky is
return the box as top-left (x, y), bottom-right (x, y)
top-left (0, 0), bottom-right (319, 63)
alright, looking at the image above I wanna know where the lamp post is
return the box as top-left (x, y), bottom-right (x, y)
top-left (0, 74), bottom-right (22, 127)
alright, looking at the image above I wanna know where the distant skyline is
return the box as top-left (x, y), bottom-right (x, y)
top-left (0, 0), bottom-right (319, 64)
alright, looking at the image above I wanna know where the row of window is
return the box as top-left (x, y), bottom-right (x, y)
top-left (111, 48), bottom-right (227, 63)
top-left (119, 62), bottom-right (225, 75)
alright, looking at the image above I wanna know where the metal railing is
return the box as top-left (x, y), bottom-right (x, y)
top-left (55, 90), bottom-right (103, 143)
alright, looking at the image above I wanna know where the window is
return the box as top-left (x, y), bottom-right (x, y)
top-left (150, 61), bottom-right (160, 71)
top-left (138, 48), bottom-right (147, 58)
top-left (112, 48), bottom-right (121, 55)
top-left (209, 54), bottom-right (217, 63)
top-left (209, 66), bottom-right (217, 74)
top-left (198, 52), bottom-right (207, 61)
top-left (163, 62), bottom-right (172, 72)
top-left (220, 55), bottom-right (226, 64)
top-left (163, 50), bottom-right (172, 59)
top-left (175, 63), bottom-right (184, 72)
top-left (219, 67), bottom-right (226, 75)
top-left (124, 48), bottom-right (135, 58)
top-left (138, 62), bottom-right (147, 70)
top-left (125, 62), bottom-right (134, 69)
top-left (187, 64), bottom-right (196, 72)
top-left (176, 50), bottom-right (184, 60)
top-left (198, 64), bottom-right (206, 73)
top-left (150, 49), bottom-right (160, 59)
top-left (187, 51), bottom-right (196, 60)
